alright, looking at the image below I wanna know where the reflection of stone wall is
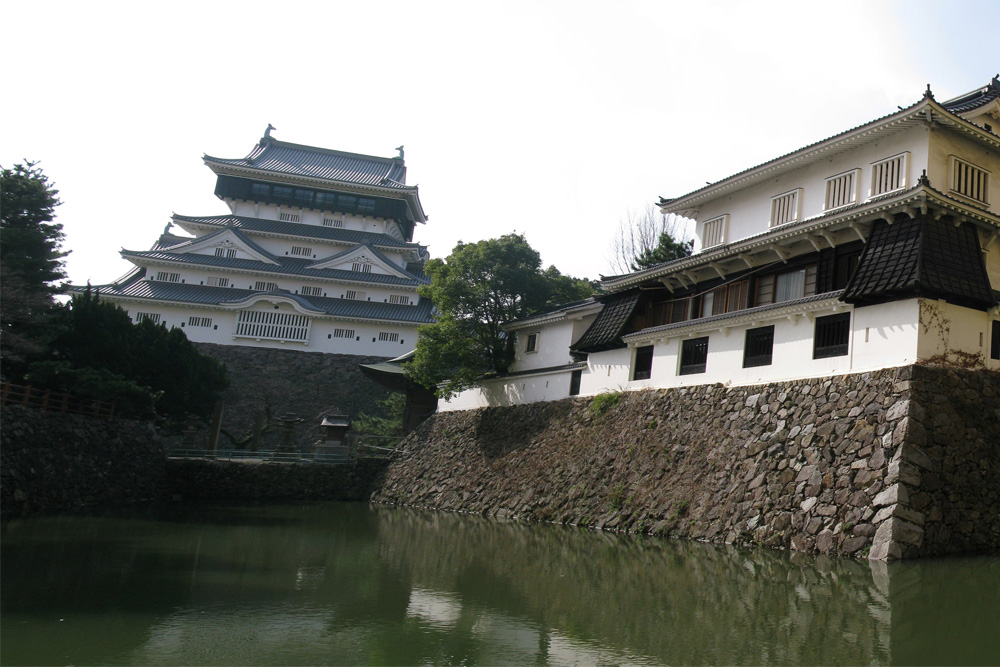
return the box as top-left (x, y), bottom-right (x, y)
top-left (1, 406), bottom-right (164, 516)
top-left (165, 458), bottom-right (389, 502)
top-left (373, 506), bottom-right (892, 665)
top-left (373, 365), bottom-right (1000, 559)
top-left (193, 343), bottom-right (392, 449)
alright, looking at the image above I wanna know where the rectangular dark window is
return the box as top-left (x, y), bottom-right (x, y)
top-left (525, 333), bottom-right (538, 353)
top-left (710, 280), bottom-right (749, 315)
top-left (814, 312), bottom-right (851, 359)
top-left (250, 183), bottom-right (270, 198)
top-left (315, 192), bottom-right (337, 208)
top-left (272, 185), bottom-right (293, 201)
top-left (633, 345), bottom-right (654, 380)
top-left (743, 326), bottom-right (775, 368)
top-left (338, 194), bottom-right (357, 209)
top-left (293, 189), bottom-right (313, 205)
top-left (357, 197), bottom-right (377, 215)
top-left (833, 250), bottom-right (861, 290)
top-left (569, 369), bottom-right (582, 396)
top-left (679, 337), bottom-right (709, 375)
top-left (991, 321), bottom-right (1000, 361)
top-left (757, 265), bottom-right (817, 305)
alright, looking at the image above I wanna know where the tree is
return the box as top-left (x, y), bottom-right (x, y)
top-left (1, 162), bottom-right (67, 370)
top-left (408, 234), bottom-right (596, 398)
top-left (27, 290), bottom-right (229, 419)
top-left (608, 204), bottom-right (693, 274)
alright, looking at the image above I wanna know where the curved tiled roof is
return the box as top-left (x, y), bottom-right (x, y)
top-left (83, 273), bottom-right (435, 325)
top-left (571, 291), bottom-right (640, 353)
top-left (204, 138), bottom-right (410, 189)
top-left (120, 248), bottom-right (428, 287)
top-left (172, 214), bottom-right (419, 250)
top-left (941, 75), bottom-right (1000, 114)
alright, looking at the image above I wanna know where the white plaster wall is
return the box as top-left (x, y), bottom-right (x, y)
top-left (850, 300), bottom-right (921, 371)
top-left (916, 299), bottom-right (992, 365)
top-left (927, 128), bottom-right (999, 216)
top-left (228, 201), bottom-right (391, 235)
top-left (116, 300), bottom-right (420, 356)
top-left (439, 368), bottom-right (583, 412)
top-left (579, 347), bottom-right (631, 396)
top-left (984, 243), bottom-right (1000, 292)
top-left (510, 320), bottom-right (577, 372)
top-left (693, 125), bottom-right (930, 251)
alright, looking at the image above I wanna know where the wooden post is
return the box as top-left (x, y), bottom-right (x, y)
top-left (207, 400), bottom-right (224, 454)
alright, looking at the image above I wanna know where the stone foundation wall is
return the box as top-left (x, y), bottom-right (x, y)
top-left (193, 343), bottom-right (392, 449)
top-left (372, 365), bottom-right (1000, 559)
top-left (1, 405), bottom-right (165, 516)
top-left (165, 458), bottom-right (389, 502)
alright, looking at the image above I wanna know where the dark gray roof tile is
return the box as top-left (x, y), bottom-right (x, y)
top-left (172, 214), bottom-right (418, 250)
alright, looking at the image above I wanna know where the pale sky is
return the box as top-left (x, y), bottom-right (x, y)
top-left (3, 0), bottom-right (997, 286)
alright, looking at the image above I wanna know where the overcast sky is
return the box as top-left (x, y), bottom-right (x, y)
top-left (3, 0), bottom-right (998, 286)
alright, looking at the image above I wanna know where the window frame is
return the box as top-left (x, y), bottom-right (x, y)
top-left (824, 169), bottom-right (861, 211)
top-left (949, 156), bottom-right (990, 205)
top-left (702, 215), bottom-right (729, 249)
top-left (813, 312), bottom-right (851, 359)
top-left (743, 325), bottom-right (775, 368)
top-left (525, 332), bottom-right (539, 353)
top-left (769, 188), bottom-right (801, 227)
top-left (632, 344), bottom-right (654, 381)
top-left (679, 337), bottom-right (709, 375)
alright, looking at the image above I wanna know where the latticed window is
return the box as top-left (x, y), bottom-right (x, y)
top-left (950, 157), bottom-right (989, 204)
top-left (825, 169), bottom-right (860, 210)
top-left (332, 328), bottom-right (355, 339)
top-left (813, 313), bottom-right (851, 359)
top-left (155, 271), bottom-right (180, 283)
top-left (351, 262), bottom-right (373, 273)
top-left (323, 217), bottom-right (344, 228)
top-left (378, 331), bottom-right (400, 342)
top-left (207, 276), bottom-right (229, 287)
top-left (870, 153), bottom-right (908, 196)
top-left (188, 316), bottom-right (213, 327)
top-left (254, 281), bottom-right (278, 292)
top-left (279, 212), bottom-right (301, 222)
top-left (388, 294), bottom-right (411, 305)
top-left (770, 189), bottom-right (801, 227)
top-left (756, 265), bottom-right (817, 306)
top-left (702, 215), bottom-right (728, 248)
top-left (236, 310), bottom-right (310, 342)
top-left (345, 290), bottom-right (366, 301)
top-left (301, 286), bottom-right (322, 296)
top-left (291, 246), bottom-right (312, 257)
top-left (215, 247), bottom-right (237, 258)
top-left (743, 326), bottom-right (774, 368)
top-left (679, 337), bottom-right (709, 375)
top-left (135, 312), bottom-right (160, 324)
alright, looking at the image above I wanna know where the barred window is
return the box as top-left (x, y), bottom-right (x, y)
top-left (679, 337), bottom-right (708, 375)
top-left (135, 312), bottom-right (160, 325)
top-left (743, 326), bottom-right (774, 368)
top-left (388, 294), bottom-right (411, 305)
top-left (279, 212), bottom-right (301, 222)
top-left (345, 290), bottom-right (366, 301)
top-left (323, 217), bottom-right (344, 228)
top-left (291, 246), bottom-right (312, 257)
top-left (825, 169), bottom-right (860, 210)
top-left (378, 331), bottom-right (400, 342)
top-left (207, 276), bottom-right (229, 287)
top-left (950, 157), bottom-right (989, 204)
top-left (871, 153), bottom-right (908, 196)
top-left (814, 313), bottom-right (851, 359)
top-left (632, 345), bottom-right (654, 381)
top-left (215, 247), bottom-right (237, 258)
top-left (301, 286), bottom-right (322, 296)
top-left (188, 316), bottom-right (213, 327)
top-left (352, 262), bottom-right (373, 273)
top-left (770, 189), bottom-right (801, 227)
top-left (702, 215), bottom-right (728, 248)
top-left (332, 328), bottom-right (355, 339)
top-left (254, 281), bottom-right (278, 292)
top-left (155, 271), bottom-right (180, 283)
top-left (235, 310), bottom-right (310, 342)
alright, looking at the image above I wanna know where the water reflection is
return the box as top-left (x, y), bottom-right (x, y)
top-left (2, 503), bottom-right (998, 665)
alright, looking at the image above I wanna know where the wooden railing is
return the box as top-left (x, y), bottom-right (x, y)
top-left (0, 382), bottom-right (117, 418)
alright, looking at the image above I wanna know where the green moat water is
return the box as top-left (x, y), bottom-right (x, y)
top-left (2, 502), bottom-right (998, 666)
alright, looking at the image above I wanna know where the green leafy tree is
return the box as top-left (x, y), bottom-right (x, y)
top-left (28, 290), bottom-right (229, 419)
top-left (408, 234), bottom-right (595, 398)
top-left (632, 232), bottom-right (694, 270)
top-left (1, 162), bottom-right (67, 370)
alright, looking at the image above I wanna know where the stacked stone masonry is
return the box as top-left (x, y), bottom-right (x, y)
top-left (373, 365), bottom-right (1000, 559)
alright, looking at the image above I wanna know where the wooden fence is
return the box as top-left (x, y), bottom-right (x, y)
top-left (0, 382), bottom-right (117, 418)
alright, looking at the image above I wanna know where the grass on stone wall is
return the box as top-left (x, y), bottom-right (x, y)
top-left (588, 391), bottom-right (622, 418)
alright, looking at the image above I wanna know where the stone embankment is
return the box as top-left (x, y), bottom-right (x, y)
top-left (373, 365), bottom-right (1000, 559)
top-left (166, 458), bottom-right (388, 503)
top-left (1, 405), bottom-right (164, 516)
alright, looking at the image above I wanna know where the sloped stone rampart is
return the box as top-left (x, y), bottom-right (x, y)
top-left (372, 365), bottom-right (1000, 559)
top-left (192, 343), bottom-right (392, 449)
top-left (1, 405), bottom-right (164, 516)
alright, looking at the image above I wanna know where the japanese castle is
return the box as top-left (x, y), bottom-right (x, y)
top-left (444, 77), bottom-right (1000, 411)
top-left (79, 130), bottom-right (434, 355)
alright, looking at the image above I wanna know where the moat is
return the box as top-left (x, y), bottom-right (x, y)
top-left (2, 502), bottom-right (998, 665)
